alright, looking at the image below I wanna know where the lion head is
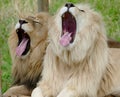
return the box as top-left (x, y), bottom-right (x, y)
top-left (49, 3), bottom-right (108, 64)
top-left (9, 12), bottom-right (49, 58)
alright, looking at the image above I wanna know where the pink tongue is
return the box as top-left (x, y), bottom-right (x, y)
top-left (16, 38), bottom-right (29, 56)
top-left (59, 32), bottom-right (72, 47)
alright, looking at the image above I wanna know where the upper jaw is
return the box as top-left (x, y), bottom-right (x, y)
top-left (15, 21), bottom-right (30, 44)
top-left (60, 7), bottom-right (75, 18)
top-left (59, 3), bottom-right (76, 17)
top-left (15, 21), bottom-right (31, 33)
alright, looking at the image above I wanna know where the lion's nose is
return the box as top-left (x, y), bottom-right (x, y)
top-left (19, 20), bottom-right (28, 25)
top-left (65, 3), bottom-right (75, 8)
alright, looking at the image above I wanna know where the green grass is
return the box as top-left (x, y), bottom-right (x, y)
top-left (1, 0), bottom-right (120, 93)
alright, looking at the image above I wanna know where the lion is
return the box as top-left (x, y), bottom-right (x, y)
top-left (31, 3), bottom-right (120, 97)
top-left (3, 12), bottom-right (50, 97)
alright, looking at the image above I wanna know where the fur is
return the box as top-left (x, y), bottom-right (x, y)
top-left (3, 12), bottom-right (50, 97)
top-left (98, 48), bottom-right (120, 96)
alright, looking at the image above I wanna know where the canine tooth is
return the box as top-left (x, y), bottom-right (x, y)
top-left (62, 14), bottom-right (65, 18)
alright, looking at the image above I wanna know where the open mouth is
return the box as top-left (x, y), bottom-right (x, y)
top-left (16, 28), bottom-right (30, 56)
top-left (60, 11), bottom-right (76, 47)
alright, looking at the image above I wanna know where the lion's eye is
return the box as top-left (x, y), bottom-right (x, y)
top-left (76, 6), bottom-right (85, 12)
top-left (79, 9), bottom-right (85, 12)
top-left (26, 16), bottom-right (42, 25)
top-left (33, 20), bottom-right (42, 25)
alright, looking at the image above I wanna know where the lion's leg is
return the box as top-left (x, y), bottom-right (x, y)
top-left (18, 96), bottom-right (31, 97)
top-left (3, 85), bottom-right (31, 97)
top-left (31, 81), bottom-right (52, 97)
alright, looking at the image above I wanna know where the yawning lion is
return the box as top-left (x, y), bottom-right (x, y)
top-left (3, 12), bottom-right (50, 97)
top-left (32, 3), bottom-right (120, 97)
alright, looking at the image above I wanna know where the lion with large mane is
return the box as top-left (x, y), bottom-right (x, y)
top-left (32, 3), bottom-right (120, 97)
top-left (3, 12), bottom-right (50, 97)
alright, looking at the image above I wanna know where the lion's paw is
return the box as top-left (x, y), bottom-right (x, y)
top-left (3, 94), bottom-right (18, 97)
top-left (31, 87), bottom-right (43, 97)
top-left (57, 88), bottom-right (77, 97)
top-left (32, 86), bottom-right (53, 97)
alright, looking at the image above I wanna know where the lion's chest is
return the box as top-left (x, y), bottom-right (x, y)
top-left (51, 63), bottom-right (75, 95)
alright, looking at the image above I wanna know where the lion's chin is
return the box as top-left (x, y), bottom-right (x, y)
top-left (59, 11), bottom-right (76, 47)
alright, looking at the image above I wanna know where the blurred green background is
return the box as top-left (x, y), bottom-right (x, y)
top-left (1, 0), bottom-right (120, 93)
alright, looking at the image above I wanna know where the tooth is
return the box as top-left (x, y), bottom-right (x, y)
top-left (62, 14), bottom-right (65, 18)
